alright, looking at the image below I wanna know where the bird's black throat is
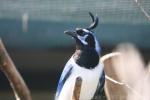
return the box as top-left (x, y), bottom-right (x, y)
top-left (73, 48), bottom-right (99, 69)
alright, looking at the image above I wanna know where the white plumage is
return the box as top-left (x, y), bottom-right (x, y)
top-left (57, 56), bottom-right (104, 100)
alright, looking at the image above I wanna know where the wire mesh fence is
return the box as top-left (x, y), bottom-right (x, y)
top-left (0, 0), bottom-right (149, 48)
top-left (0, 0), bottom-right (150, 24)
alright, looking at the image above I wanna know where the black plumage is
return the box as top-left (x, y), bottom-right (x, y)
top-left (73, 48), bottom-right (99, 69)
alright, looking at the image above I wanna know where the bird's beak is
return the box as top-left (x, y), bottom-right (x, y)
top-left (64, 30), bottom-right (77, 38)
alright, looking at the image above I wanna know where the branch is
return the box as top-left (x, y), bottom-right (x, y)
top-left (0, 39), bottom-right (32, 100)
top-left (72, 77), bottom-right (82, 100)
top-left (133, 0), bottom-right (150, 21)
top-left (105, 75), bottom-right (143, 99)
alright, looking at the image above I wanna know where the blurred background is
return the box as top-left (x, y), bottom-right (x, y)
top-left (0, 0), bottom-right (149, 99)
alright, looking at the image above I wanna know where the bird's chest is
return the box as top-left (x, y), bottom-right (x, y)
top-left (73, 49), bottom-right (99, 69)
top-left (72, 65), bottom-right (101, 99)
top-left (59, 64), bottom-right (102, 100)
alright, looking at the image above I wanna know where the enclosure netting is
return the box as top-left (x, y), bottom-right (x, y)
top-left (0, 0), bottom-right (150, 24)
top-left (0, 0), bottom-right (149, 48)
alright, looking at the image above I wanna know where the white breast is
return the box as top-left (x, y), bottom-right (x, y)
top-left (58, 57), bottom-right (104, 100)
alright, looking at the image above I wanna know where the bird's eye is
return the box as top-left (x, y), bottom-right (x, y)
top-left (76, 28), bottom-right (84, 36)
top-left (76, 29), bottom-right (83, 36)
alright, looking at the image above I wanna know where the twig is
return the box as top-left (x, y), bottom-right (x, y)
top-left (105, 75), bottom-right (145, 100)
top-left (0, 39), bottom-right (32, 100)
top-left (72, 77), bottom-right (82, 100)
top-left (105, 75), bottom-right (125, 85)
top-left (133, 0), bottom-right (150, 21)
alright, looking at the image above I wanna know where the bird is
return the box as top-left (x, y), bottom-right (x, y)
top-left (55, 12), bottom-right (105, 100)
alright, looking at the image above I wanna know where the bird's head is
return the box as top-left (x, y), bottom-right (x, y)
top-left (64, 12), bottom-right (101, 54)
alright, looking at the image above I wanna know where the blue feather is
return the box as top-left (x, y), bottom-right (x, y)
top-left (99, 71), bottom-right (105, 93)
top-left (93, 70), bottom-right (105, 99)
top-left (55, 65), bottom-right (73, 99)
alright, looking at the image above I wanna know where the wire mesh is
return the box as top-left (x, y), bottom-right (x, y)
top-left (0, 0), bottom-right (150, 24)
top-left (0, 0), bottom-right (149, 48)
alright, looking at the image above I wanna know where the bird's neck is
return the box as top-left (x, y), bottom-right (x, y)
top-left (73, 48), bottom-right (100, 69)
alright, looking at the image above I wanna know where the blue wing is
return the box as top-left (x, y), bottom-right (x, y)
top-left (55, 64), bottom-right (73, 99)
top-left (93, 70), bottom-right (105, 99)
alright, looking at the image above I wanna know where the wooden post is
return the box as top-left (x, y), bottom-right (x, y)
top-left (72, 77), bottom-right (82, 100)
top-left (0, 39), bottom-right (32, 100)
